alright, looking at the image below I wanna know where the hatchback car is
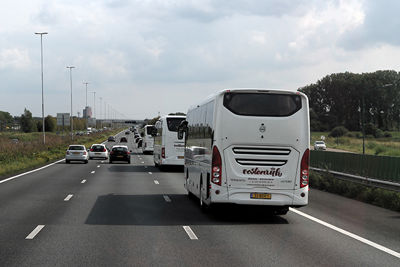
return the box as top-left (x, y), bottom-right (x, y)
top-left (314, 141), bottom-right (327, 150)
top-left (109, 145), bottom-right (131, 164)
top-left (89, 144), bottom-right (109, 159)
top-left (120, 137), bottom-right (128, 142)
top-left (66, 145), bottom-right (88, 163)
top-left (108, 136), bottom-right (116, 142)
top-left (125, 131), bottom-right (130, 135)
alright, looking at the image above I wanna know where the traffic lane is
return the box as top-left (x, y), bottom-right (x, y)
top-left (0, 159), bottom-right (101, 264)
top-left (190, 208), bottom-right (399, 267)
top-left (1, 145), bottom-right (195, 266)
top-left (302, 188), bottom-right (400, 252)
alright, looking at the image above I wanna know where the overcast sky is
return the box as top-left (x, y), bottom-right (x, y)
top-left (1, 0), bottom-right (399, 119)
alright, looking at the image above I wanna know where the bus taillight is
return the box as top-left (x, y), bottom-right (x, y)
top-left (300, 149), bottom-right (310, 188)
top-left (212, 146), bottom-right (222, 186)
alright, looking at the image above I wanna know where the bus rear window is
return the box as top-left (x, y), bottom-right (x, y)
top-left (223, 92), bottom-right (302, 117)
top-left (167, 118), bottom-right (185, 132)
top-left (146, 126), bottom-right (155, 135)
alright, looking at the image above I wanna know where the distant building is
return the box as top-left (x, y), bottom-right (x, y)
top-left (83, 106), bottom-right (92, 118)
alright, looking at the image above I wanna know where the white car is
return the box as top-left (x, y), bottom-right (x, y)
top-left (314, 141), bottom-right (327, 150)
top-left (89, 144), bottom-right (109, 160)
top-left (66, 145), bottom-right (89, 163)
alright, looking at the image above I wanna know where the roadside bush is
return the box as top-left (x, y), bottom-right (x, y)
top-left (384, 132), bottom-right (392, 138)
top-left (329, 126), bottom-right (348, 137)
top-left (374, 145), bottom-right (387, 155)
top-left (346, 132), bottom-right (355, 137)
top-left (374, 129), bottom-right (384, 138)
top-left (310, 171), bottom-right (400, 212)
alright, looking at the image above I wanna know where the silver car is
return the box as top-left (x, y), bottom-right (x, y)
top-left (65, 145), bottom-right (89, 163)
top-left (89, 144), bottom-right (109, 160)
top-left (314, 141), bottom-right (327, 150)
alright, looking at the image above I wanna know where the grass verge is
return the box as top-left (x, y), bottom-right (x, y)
top-left (0, 129), bottom-right (123, 179)
top-left (310, 171), bottom-right (400, 212)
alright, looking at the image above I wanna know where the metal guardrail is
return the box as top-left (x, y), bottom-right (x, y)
top-left (310, 167), bottom-right (400, 192)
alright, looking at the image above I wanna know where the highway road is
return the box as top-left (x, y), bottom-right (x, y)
top-left (0, 131), bottom-right (399, 266)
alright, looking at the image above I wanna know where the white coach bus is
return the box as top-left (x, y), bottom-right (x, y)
top-left (178, 89), bottom-right (310, 215)
top-left (153, 115), bottom-right (186, 169)
top-left (141, 125), bottom-right (155, 154)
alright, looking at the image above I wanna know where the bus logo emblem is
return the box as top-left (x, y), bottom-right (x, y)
top-left (259, 124), bottom-right (266, 133)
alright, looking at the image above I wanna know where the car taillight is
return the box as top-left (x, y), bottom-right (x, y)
top-left (66, 151), bottom-right (70, 155)
top-left (90, 148), bottom-right (94, 152)
top-left (103, 148), bottom-right (107, 152)
top-left (211, 146), bottom-right (222, 186)
top-left (83, 151), bottom-right (87, 155)
top-left (300, 149), bottom-right (310, 188)
top-left (126, 151), bottom-right (130, 155)
top-left (161, 147), bottom-right (165, 158)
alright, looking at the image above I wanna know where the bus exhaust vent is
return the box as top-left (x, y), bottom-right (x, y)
top-left (232, 147), bottom-right (291, 156)
top-left (235, 158), bottom-right (287, 166)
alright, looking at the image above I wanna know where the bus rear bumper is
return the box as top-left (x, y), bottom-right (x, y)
top-left (210, 187), bottom-right (308, 206)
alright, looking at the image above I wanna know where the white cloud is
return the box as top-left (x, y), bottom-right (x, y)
top-left (0, 48), bottom-right (30, 70)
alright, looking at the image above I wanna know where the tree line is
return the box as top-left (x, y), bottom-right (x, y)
top-left (0, 108), bottom-right (90, 133)
top-left (299, 70), bottom-right (400, 132)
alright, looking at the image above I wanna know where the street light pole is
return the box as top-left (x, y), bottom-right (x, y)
top-left (83, 82), bottom-right (89, 130)
top-left (90, 91), bottom-right (96, 127)
top-left (99, 97), bottom-right (103, 128)
top-left (35, 32), bottom-right (48, 144)
top-left (67, 66), bottom-right (75, 140)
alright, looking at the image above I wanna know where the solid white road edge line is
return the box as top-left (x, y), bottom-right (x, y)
top-left (0, 159), bottom-right (64, 185)
top-left (81, 179), bottom-right (86, 184)
top-left (289, 208), bottom-right (400, 259)
top-left (64, 194), bottom-right (74, 201)
top-left (183, 226), bottom-right (198, 240)
top-left (163, 195), bottom-right (171, 202)
top-left (154, 180), bottom-right (159, 185)
top-left (26, 225), bottom-right (45, 240)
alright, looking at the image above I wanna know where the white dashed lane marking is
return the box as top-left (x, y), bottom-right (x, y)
top-left (183, 226), bottom-right (198, 240)
top-left (97, 165), bottom-right (100, 168)
top-left (154, 180), bottom-right (159, 185)
top-left (81, 179), bottom-right (86, 184)
top-left (64, 194), bottom-right (74, 201)
top-left (26, 225), bottom-right (45, 240)
top-left (91, 171), bottom-right (95, 174)
top-left (163, 195), bottom-right (171, 202)
top-left (148, 172), bottom-right (152, 175)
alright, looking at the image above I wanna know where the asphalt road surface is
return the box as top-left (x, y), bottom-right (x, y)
top-left (0, 131), bottom-right (399, 266)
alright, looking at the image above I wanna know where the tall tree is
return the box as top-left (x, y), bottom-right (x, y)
top-left (20, 108), bottom-right (35, 133)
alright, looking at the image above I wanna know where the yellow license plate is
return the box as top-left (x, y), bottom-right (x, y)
top-left (250, 193), bottom-right (271, 199)
top-left (73, 152), bottom-right (80, 155)
top-left (178, 156), bottom-right (184, 159)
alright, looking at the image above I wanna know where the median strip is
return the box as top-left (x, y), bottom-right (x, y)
top-left (26, 225), bottom-right (45, 240)
top-left (183, 226), bottom-right (198, 240)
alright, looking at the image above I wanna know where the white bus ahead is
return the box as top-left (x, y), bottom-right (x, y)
top-left (178, 89), bottom-right (310, 215)
top-left (153, 115), bottom-right (186, 169)
top-left (141, 125), bottom-right (155, 154)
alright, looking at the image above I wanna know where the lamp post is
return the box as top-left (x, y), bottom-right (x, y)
top-left (99, 97), bottom-right (103, 128)
top-left (35, 32), bottom-right (48, 144)
top-left (90, 91), bottom-right (96, 128)
top-left (83, 82), bottom-right (89, 130)
top-left (67, 66), bottom-right (75, 140)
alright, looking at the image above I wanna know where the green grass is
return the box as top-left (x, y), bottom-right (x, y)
top-left (311, 131), bottom-right (400, 156)
top-left (0, 129), bottom-right (123, 178)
